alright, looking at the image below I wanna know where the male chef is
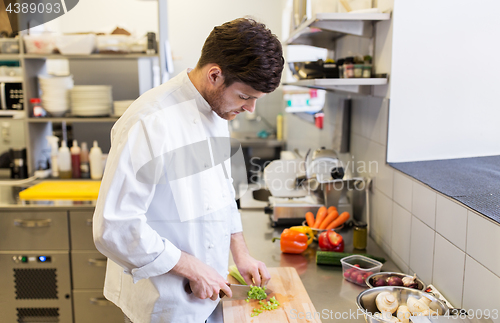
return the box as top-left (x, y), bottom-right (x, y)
top-left (92, 18), bottom-right (284, 323)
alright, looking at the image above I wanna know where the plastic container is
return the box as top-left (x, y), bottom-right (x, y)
top-left (71, 140), bottom-right (81, 178)
top-left (46, 136), bottom-right (59, 178)
top-left (0, 38), bottom-right (20, 53)
top-left (80, 142), bottom-right (90, 179)
top-left (344, 64), bottom-right (354, 78)
top-left (340, 255), bottom-right (383, 286)
top-left (23, 34), bottom-right (56, 54)
top-left (55, 34), bottom-right (96, 55)
top-left (96, 35), bottom-right (131, 53)
top-left (30, 98), bottom-right (45, 117)
top-left (89, 140), bottom-right (103, 180)
top-left (58, 140), bottom-right (72, 179)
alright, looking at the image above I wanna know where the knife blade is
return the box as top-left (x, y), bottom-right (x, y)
top-left (224, 284), bottom-right (273, 300)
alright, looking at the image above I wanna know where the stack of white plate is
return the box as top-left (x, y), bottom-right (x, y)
top-left (70, 86), bottom-right (112, 117)
top-left (38, 75), bottom-right (74, 117)
top-left (113, 100), bottom-right (134, 117)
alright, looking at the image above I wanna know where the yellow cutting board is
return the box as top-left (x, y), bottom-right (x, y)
top-left (19, 181), bottom-right (101, 200)
top-left (223, 267), bottom-right (322, 322)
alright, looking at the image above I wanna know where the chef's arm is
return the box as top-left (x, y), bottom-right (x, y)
top-left (230, 232), bottom-right (271, 286)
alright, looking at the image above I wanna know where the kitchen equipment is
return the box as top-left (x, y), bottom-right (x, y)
top-left (38, 74), bottom-right (74, 117)
top-left (0, 38), bottom-right (20, 53)
top-left (356, 286), bottom-right (449, 323)
top-left (263, 148), bottom-right (362, 226)
top-left (185, 283), bottom-right (273, 301)
top-left (366, 272), bottom-right (426, 291)
top-left (289, 59), bottom-right (339, 80)
top-left (341, 255), bottom-right (383, 286)
top-left (113, 100), bottom-right (134, 116)
top-left (55, 34), bottom-right (96, 55)
top-left (19, 181), bottom-right (101, 200)
top-left (24, 34), bottom-right (56, 54)
top-left (223, 267), bottom-right (322, 322)
top-left (9, 148), bottom-right (27, 179)
top-left (1, 80), bottom-right (23, 110)
top-left (70, 85), bottom-right (112, 117)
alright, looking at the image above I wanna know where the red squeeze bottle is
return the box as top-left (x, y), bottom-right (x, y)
top-left (71, 140), bottom-right (81, 178)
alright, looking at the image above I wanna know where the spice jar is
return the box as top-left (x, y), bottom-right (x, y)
top-left (354, 64), bottom-right (363, 78)
top-left (353, 222), bottom-right (367, 249)
top-left (30, 98), bottom-right (45, 117)
top-left (362, 64), bottom-right (372, 78)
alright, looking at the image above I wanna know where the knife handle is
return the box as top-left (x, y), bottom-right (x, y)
top-left (184, 282), bottom-right (228, 299)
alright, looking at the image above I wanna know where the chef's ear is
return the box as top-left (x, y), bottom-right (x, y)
top-left (207, 65), bottom-right (224, 87)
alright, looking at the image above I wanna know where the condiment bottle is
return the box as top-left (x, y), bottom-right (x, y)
top-left (89, 140), bottom-right (103, 180)
top-left (71, 140), bottom-right (81, 178)
top-left (353, 222), bottom-right (368, 250)
top-left (58, 140), bottom-right (72, 179)
top-left (80, 142), bottom-right (90, 179)
top-left (46, 135), bottom-right (59, 178)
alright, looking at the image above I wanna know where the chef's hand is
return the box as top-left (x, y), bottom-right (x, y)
top-left (230, 232), bottom-right (271, 287)
top-left (234, 253), bottom-right (271, 287)
top-left (171, 252), bottom-right (232, 301)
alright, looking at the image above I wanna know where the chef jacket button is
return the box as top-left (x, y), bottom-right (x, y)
top-left (205, 204), bottom-right (211, 211)
top-left (193, 119), bottom-right (198, 124)
top-left (208, 244), bottom-right (214, 249)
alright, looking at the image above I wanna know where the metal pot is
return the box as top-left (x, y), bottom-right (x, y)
top-left (356, 286), bottom-right (449, 323)
top-left (365, 272), bottom-right (426, 291)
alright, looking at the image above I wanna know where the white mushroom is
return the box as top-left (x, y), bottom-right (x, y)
top-left (419, 296), bottom-right (432, 307)
top-left (407, 296), bottom-right (430, 315)
top-left (397, 305), bottom-right (411, 323)
top-left (374, 311), bottom-right (400, 323)
top-left (376, 292), bottom-right (399, 314)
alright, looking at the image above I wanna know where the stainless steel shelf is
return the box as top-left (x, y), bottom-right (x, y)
top-left (0, 76), bottom-right (23, 82)
top-left (28, 117), bottom-right (119, 123)
top-left (287, 12), bottom-right (391, 47)
top-left (284, 77), bottom-right (387, 93)
top-left (0, 54), bottom-right (21, 60)
top-left (23, 53), bottom-right (159, 59)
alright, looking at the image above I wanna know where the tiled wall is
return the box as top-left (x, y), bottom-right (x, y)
top-left (350, 96), bottom-right (500, 320)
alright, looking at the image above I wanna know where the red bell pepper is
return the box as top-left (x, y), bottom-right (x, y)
top-left (318, 230), bottom-right (344, 252)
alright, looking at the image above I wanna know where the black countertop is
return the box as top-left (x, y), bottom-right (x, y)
top-left (389, 155), bottom-right (500, 224)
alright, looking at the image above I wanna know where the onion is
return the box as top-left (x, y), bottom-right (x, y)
top-left (373, 278), bottom-right (388, 287)
top-left (386, 276), bottom-right (404, 286)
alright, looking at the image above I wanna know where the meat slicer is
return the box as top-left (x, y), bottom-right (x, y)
top-left (263, 147), bottom-right (361, 227)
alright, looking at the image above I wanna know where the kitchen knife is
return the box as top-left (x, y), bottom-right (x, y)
top-left (184, 283), bottom-right (272, 300)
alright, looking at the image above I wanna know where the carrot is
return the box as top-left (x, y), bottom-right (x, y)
top-left (318, 210), bottom-right (339, 230)
top-left (305, 211), bottom-right (315, 227)
top-left (313, 206), bottom-right (327, 228)
top-left (326, 211), bottom-right (350, 230)
top-left (327, 206), bottom-right (337, 214)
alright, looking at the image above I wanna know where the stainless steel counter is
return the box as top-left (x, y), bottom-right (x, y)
top-left (235, 210), bottom-right (400, 323)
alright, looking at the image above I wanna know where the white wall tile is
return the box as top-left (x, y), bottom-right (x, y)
top-left (409, 216), bottom-right (435, 284)
top-left (435, 195), bottom-right (468, 251)
top-left (393, 171), bottom-right (412, 211)
top-left (412, 182), bottom-right (437, 229)
top-left (371, 188), bottom-right (393, 247)
top-left (391, 250), bottom-right (409, 273)
top-left (432, 233), bottom-right (465, 308)
top-left (467, 211), bottom-right (500, 278)
top-left (391, 202), bottom-right (412, 264)
top-left (463, 256), bottom-right (500, 323)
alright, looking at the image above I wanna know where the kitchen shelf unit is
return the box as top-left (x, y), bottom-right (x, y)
top-left (3, 0), bottom-right (169, 181)
top-left (284, 12), bottom-right (390, 95)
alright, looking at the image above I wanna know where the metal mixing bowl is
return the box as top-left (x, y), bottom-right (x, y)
top-left (356, 286), bottom-right (449, 323)
top-left (366, 272), bottom-right (426, 291)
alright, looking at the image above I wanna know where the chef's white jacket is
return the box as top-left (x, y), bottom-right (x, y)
top-left (93, 69), bottom-right (243, 323)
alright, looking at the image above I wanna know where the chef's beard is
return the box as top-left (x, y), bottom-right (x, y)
top-left (205, 85), bottom-right (237, 120)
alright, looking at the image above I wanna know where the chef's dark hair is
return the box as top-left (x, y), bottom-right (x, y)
top-left (197, 17), bottom-right (284, 93)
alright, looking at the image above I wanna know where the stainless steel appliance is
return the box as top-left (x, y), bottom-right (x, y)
top-left (0, 211), bottom-right (72, 322)
top-left (1, 81), bottom-right (23, 110)
top-left (263, 148), bottom-right (364, 226)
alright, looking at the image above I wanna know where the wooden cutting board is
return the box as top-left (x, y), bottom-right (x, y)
top-left (223, 267), bottom-right (322, 322)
